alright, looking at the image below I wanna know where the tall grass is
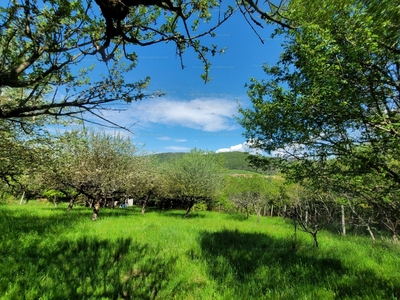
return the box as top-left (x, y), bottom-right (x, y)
top-left (1, 201), bottom-right (399, 299)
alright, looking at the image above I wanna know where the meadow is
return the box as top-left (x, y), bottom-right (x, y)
top-left (1, 201), bottom-right (400, 300)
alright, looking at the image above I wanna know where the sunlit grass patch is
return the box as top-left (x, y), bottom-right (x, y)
top-left (1, 201), bottom-right (400, 299)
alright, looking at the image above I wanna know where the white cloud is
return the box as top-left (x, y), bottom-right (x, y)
top-left (130, 97), bottom-right (238, 132)
top-left (165, 146), bottom-right (191, 152)
top-left (157, 136), bottom-right (171, 141)
top-left (216, 144), bottom-right (247, 153)
top-left (216, 142), bottom-right (262, 154)
top-left (157, 136), bottom-right (187, 142)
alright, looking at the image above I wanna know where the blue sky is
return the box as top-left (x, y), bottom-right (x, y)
top-left (84, 9), bottom-right (284, 154)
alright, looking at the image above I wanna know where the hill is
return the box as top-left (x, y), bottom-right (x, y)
top-left (153, 151), bottom-right (278, 175)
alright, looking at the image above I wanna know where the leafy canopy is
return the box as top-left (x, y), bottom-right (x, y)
top-left (239, 0), bottom-right (400, 234)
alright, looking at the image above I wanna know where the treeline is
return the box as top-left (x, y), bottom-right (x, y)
top-left (1, 130), bottom-right (228, 219)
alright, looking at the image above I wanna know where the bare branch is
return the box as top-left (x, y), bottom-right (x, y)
top-left (241, 0), bottom-right (295, 29)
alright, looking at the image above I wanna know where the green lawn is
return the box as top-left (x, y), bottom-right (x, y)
top-left (1, 201), bottom-right (399, 299)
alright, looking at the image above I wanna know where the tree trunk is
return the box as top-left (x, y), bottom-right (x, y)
top-left (256, 207), bottom-right (261, 223)
top-left (67, 196), bottom-right (75, 211)
top-left (92, 201), bottom-right (100, 221)
top-left (270, 205), bottom-right (274, 217)
top-left (393, 234), bottom-right (399, 243)
top-left (341, 205), bottom-right (346, 236)
top-left (185, 199), bottom-right (195, 218)
top-left (141, 200), bottom-right (147, 214)
top-left (141, 192), bottom-right (152, 214)
top-left (19, 191), bottom-right (25, 205)
top-left (305, 210), bottom-right (308, 226)
top-left (312, 231), bottom-right (319, 248)
top-left (292, 217), bottom-right (297, 249)
top-left (87, 199), bottom-right (94, 208)
top-left (53, 195), bottom-right (57, 208)
top-left (348, 204), bottom-right (374, 242)
top-left (366, 222), bottom-right (375, 243)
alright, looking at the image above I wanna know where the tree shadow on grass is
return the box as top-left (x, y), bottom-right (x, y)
top-left (199, 229), bottom-right (400, 299)
top-left (0, 235), bottom-right (177, 299)
top-left (0, 206), bottom-right (87, 236)
top-left (0, 206), bottom-right (178, 299)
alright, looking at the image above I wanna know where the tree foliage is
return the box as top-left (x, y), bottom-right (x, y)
top-left (227, 175), bottom-right (276, 219)
top-left (45, 129), bottom-right (140, 218)
top-left (0, 115), bottom-right (55, 195)
top-left (127, 154), bottom-right (166, 214)
top-left (239, 0), bottom-right (400, 224)
top-left (166, 148), bottom-right (225, 217)
top-left (0, 0), bottom-right (296, 125)
top-left (239, 0), bottom-right (400, 241)
top-left (0, 0), bottom-right (239, 127)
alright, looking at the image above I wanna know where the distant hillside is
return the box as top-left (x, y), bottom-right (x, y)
top-left (153, 151), bottom-right (278, 175)
top-left (217, 152), bottom-right (256, 172)
top-left (153, 152), bottom-right (186, 163)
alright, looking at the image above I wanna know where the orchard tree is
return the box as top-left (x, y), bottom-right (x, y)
top-left (284, 183), bottom-right (340, 247)
top-left (227, 174), bottom-right (281, 221)
top-left (0, 121), bottom-right (37, 187)
top-left (228, 175), bottom-right (263, 220)
top-left (239, 0), bottom-right (400, 240)
top-left (127, 154), bottom-right (165, 214)
top-left (0, 0), bottom-right (238, 124)
top-left (168, 149), bottom-right (225, 217)
top-left (0, 0), bottom-right (295, 123)
top-left (0, 115), bottom-right (55, 197)
top-left (261, 176), bottom-right (282, 217)
top-left (0, 86), bottom-right (74, 195)
top-left (0, 5), bottom-right (150, 124)
top-left (47, 129), bottom-right (139, 219)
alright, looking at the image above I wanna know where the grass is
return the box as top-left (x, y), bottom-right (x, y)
top-left (1, 201), bottom-right (400, 299)
top-left (226, 169), bottom-right (262, 176)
